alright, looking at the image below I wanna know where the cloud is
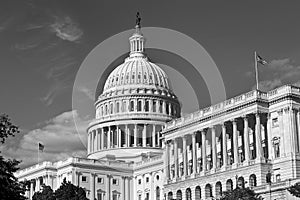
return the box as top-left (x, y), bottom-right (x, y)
top-left (50, 16), bottom-right (83, 42)
top-left (250, 58), bottom-right (300, 91)
top-left (78, 86), bottom-right (95, 100)
top-left (0, 110), bottom-right (90, 169)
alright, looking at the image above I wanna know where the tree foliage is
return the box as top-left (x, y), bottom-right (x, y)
top-left (220, 187), bottom-right (263, 200)
top-left (0, 114), bottom-right (28, 200)
top-left (32, 185), bottom-right (55, 200)
top-left (288, 182), bottom-right (300, 198)
top-left (33, 178), bottom-right (88, 200)
top-left (55, 178), bottom-right (88, 200)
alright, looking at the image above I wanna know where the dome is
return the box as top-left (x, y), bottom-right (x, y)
top-left (102, 25), bottom-right (172, 95)
top-left (103, 57), bottom-right (171, 93)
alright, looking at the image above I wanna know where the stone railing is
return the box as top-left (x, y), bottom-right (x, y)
top-left (165, 85), bottom-right (300, 130)
top-left (15, 161), bottom-right (55, 177)
top-left (134, 155), bottom-right (163, 166)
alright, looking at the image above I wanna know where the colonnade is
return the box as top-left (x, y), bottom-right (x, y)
top-left (165, 113), bottom-right (270, 181)
top-left (88, 124), bottom-right (163, 154)
top-left (26, 174), bottom-right (54, 199)
top-left (96, 97), bottom-right (180, 119)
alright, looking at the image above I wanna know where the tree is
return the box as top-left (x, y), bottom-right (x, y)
top-left (288, 182), bottom-right (300, 198)
top-left (32, 184), bottom-right (55, 200)
top-left (0, 114), bottom-right (28, 200)
top-left (55, 178), bottom-right (88, 200)
top-left (220, 187), bottom-right (263, 200)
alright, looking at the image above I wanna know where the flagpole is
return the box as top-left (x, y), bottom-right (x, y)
top-left (38, 142), bottom-right (39, 163)
top-left (254, 51), bottom-right (259, 90)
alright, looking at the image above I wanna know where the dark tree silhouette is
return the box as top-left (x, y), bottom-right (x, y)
top-left (0, 114), bottom-right (28, 200)
top-left (220, 187), bottom-right (263, 200)
top-left (32, 184), bottom-right (55, 200)
top-left (55, 178), bottom-right (88, 200)
top-left (288, 182), bottom-right (300, 198)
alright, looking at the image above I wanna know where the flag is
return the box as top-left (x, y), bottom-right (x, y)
top-left (256, 54), bottom-right (268, 65)
top-left (38, 142), bottom-right (44, 152)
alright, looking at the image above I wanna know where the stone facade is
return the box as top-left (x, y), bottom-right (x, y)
top-left (15, 22), bottom-right (300, 200)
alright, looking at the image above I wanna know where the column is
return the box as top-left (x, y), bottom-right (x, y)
top-left (121, 176), bottom-right (125, 200)
top-left (165, 141), bottom-right (170, 180)
top-left (30, 180), bottom-right (34, 199)
top-left (90, 173), bottom-right (95, 200)
top-left (101, 128), bottom-right (104, 150)
top-left (149, 99), bottom-right (153, 113)
top-left (255, 113), bottom-right (263, 160)
top-left (297, 110), bottom-right (300, 152)
top-left (152, 125), bottom-right (156, 147)
top-left (162, 101), bottom-right (166, 114)
top-left (108, 126), bottom-right (111, 149)
top-left (96, 130), bottom-right (99, 151)
top-left (106, 175), bottom-right (111, 200)
top-left (143, 124), bottom-right (147, 147)
top-left (36, 177), bottom-right (40, 192)
top-left (125, 124), bottom-right (129, 147)
top-left (290, 108), bottom-right (298, 153)
top-left (201, 130), bottom-right (207, 172)
top-left (222, 123), bottom-right (228, 168)
top-left (174, 139), bottom-right (179, 179)
top-left (192, 132), bottom-right (197, 174)
top-left (266, 114), bottom-right (273, 159)
top-left (182, 136), bottom-right (188, 177)
top-left (134, 124), bottom-right (137, 147)
top-left (117, 125), bottom-right (122, 148)
top-left (232, 119), bottom-right (239, 165)
top-left (169, 103), bottom-right (172, 116)
top-left (127, 177), bottom-right (131, 200)
top-left (212, 126), bottom-right (217, 170)
top-left (243, 117), bottom-right (250, 162)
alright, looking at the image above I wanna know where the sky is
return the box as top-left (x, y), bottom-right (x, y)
top-left (0, 0), bottom-right (300, 168)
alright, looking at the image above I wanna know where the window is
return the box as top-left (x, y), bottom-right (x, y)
top-left (145, 100), bottom-right (149, 112)
top-left (153, 101), bottom-right (156, 112)
top-left (138, 179), bottom-right (142, 184)
top-left (273, 137), bottom-right (280, 158)
top-left (112, 179), bottom-right (118, 185)
top-left (81, 176), bottom-right (87, 182)
top-left (138, 194), bottom-right (142, 200)
top-left (116, 102), bottom-right (120, 113)
top-left (156, 175), bottom-right (159, 180)
top-left (137, 100), bottom-right (142, 111)
top-left (145, 193), bottom-right (149, 200)
top-left (97, 177), bottom-right (103, 184)
top-left (130, 101), bottom-right (134, 112)
top-left (272, 118), bottom-right (279, 127)
top-left (156, 187), bottom-right (160, 200)
top-left (146, 177), bottom-right (149, 183)
top-left (276, 174), bottom-right (281, 182)
top-left (110, 103), bottom-right (113, 114)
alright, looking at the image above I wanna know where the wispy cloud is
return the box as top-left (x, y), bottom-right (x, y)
top-left (78, 86), bottom-right (95, 100)
top-left (0, 110), bottom-right (90, 168)
top-left (50, 16), bottom-right (83, 42)
top-left (249, 58), bottom-right (300, 91)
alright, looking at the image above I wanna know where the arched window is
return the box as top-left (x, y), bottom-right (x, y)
top-left (122, 101), bottom-right (126, 112)
top-left (167, 192), bottom-right (173, 200)
top-left (159, 101), bottom-right (163, 113)
top-left (238, 176), bottom-right (245, 188)
top-left (166, 103), bottom-right (169, 115)
top-left (215, 181), bottom-right (222, 198)
top-left (130, 100), bottom-right (134, 112)
top-left (110, 103), bottom-right (113, 114)
top-left (226, 179), bottom-right (233, 191)
top-left (137, 100), bottom-right (142, 112)
top-left (186, 188), bottom-right (192, 200)
top-left (205, 184), bottom-right (212, 198)
top-left (156, 187), bottom-right (160, 200)
top-left (195, 186), bottom-right (201, 200)
top-left (176, 190), bottom-right (182, 200)
top-left (249, 174), bottom-right (257, 187)
top-left (105, 104), bottom-right (108, 115)
top-left (153, 100), bottom-right (157, 112)
top-left (145, 100), bottom-right (149, 112)
top-left (116, 102), bottom-right (120, 113)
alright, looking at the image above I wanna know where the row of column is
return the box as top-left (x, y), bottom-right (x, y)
top-left (165, 113), bottom-right (267, 181)
top-left (27, 174), bottom-right (54, 199)
top-left (88, 173), bottom-right (131, 200)
top-left (88, 124), bottom-right (163, 154)
top-left (97, 98), bottom-right (179, 119)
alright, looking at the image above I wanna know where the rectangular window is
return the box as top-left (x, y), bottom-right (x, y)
top-left (112, 179), bottom-right (118, 185)
top-left (97, 177), bottom-right (103, 184)
top-left (138, 179), bottom-right (142, 184)
top-left (272, 118), bottom-right (279, 127)
top-left (81, 176), bottom-right (87, 182)
top-left (146, 177), bottom-right (149, 183)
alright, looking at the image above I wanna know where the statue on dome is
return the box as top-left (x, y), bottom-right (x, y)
top-left (136, 12), bottom-right (141, 27)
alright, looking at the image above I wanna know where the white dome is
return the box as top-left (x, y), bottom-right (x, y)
top-left (103, 57), bottom-right (171, 93)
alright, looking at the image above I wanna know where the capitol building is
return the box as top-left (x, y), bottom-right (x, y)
top-left (16, 20), bottom-right (300, 200)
